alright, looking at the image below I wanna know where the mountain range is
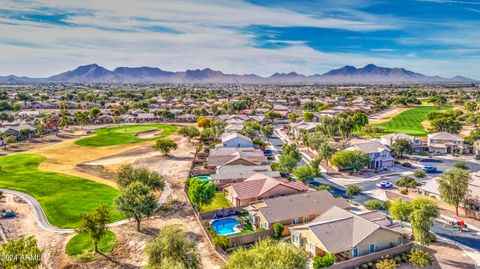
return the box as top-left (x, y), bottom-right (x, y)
top-left (0, 63), bottom-right (477, 84)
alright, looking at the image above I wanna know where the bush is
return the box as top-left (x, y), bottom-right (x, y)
top-left (400, 189), bottom-right (408, 195)
top-left (401, 162), bottom-right (412, 167)
top-left (394, 256), bottom-right (402, 264)
top-left (212, 235), bottom-right (230, 250)
top-left (409, 249), bottom-right (433, 267)
top-left (364, 200), bottom-right (383, 210)
top-left (401, 254), bottom-right (409, 263)
top-left (376, 256), bottom-right (397, 269)
top-left (273, 223), bottom-right (285, 239)
top-left (367, 262), bottom-right (373, 269)
top-left (313, 253), bottom-right (336, 269)
top-left (413, 170), bottom-right (426, 178)
top-left (396, 176), bottom-right (418, 188)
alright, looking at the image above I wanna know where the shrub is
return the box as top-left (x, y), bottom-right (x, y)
top-left (364, 199), bottom-right (383, 210)
top-left (401, 162), bottom-right (412, 167)
top-left (395, 176), bottom-right (418, 189)
top-left (394, 256), bottom-right (402, 264)
top-left (367, 262), bottom-right (374, 269)
top-left (409, 249), bottom-right (433, 267)
top-left (273, 223), bottom-right (285, 239)
top-left (413, 170), bottom-right (426, 178)
top-left (212, 235), bottom-right (230, 250)
top-left (313, 253), bottom-right (336, 269)
top-left (401, 254), bottom-right (409, 263)
top-left (376, 256), bottom-right (398, 269)
top-left (400, 189), bottom-right (408, 195)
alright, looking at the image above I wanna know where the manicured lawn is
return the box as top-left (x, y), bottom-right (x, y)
top-left (200, 192), bottom-right (231, 212)
top-left (0, 154), bottom-right (123, 228)
top-left (66, 231), bottom-right (116, 262)
top-left (362, 106), bottom-right (450, 137)
top-left (75, 124), bottom-right (178, 147)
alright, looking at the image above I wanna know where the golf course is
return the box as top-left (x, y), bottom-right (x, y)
top-left (75, 124), bottom-right (178, 147)
top-left (365, 106), bottom-right (451, 137)
top-left (0, 154), bottom-right (123, 228)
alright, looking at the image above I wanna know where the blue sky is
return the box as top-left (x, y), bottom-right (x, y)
top-left (0, 0), bottom-right (479, 79)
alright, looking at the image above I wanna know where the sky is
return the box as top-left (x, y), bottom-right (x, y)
top-left (1, 0), bottom-right (480, 79)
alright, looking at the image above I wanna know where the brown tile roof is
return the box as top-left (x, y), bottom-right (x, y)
top-left (226, 174), bottom-right (307, 200)
top-left (252, 191), bottom-right (350, 223)
top-left (207, 147), bottom-right (267, 167)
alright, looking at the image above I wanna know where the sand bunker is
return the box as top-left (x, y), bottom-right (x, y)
top-left (135, 129), bottom-right (163, 138)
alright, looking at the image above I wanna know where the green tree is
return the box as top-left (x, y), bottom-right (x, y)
top-left (178, 126), bottom-right (200, 143)
top-left (89, 107), bottom-right (101, 122)
top-left (273, 223), bottom-right (285, 239)
top-left (288, 112), bottom-right (299, 123)
top-left (76, 205), bottom-right (112, 253)
top-left (317, 142), bottom-right (335, 166)
top-left (278, 154), bottom-right (298, 176)
top-left (59, 115), bottom-right (72, 129)
top-left (439, 168), bottom-right (470, 216)
top-left (197, 117), bottom-right (212, 128)
top-left (364, 199), bottom-right (383, 210)
top-left (430, 117), bottom-right (461, 134)
top-left (409, 249), bottom-right (433, 267)
top-left (260, 125), bottom-right (274, 141)
top-left (330, 150), bottom-right (370, 172)
top-left (410, 198), bottom-right (438, 246)
top-left (313, 253), bottom-right (336, 269)
top-left (225, 239), bottom-right (309, 269)
top-left (145, 224), bottom-right (201, 269)
top-left (413, 170), bottom-right (426, 178)
top-left (388, 199), bottom-right (411, 224)
top-left (303, 111), bottom-right (314, 122)
top-left (454, 161), bottom-right (470, 170)
top-left (292, 165), bottom-right (314, 183)
top-left (391, 139), bottom-right (413, 158)
top-left (117, 165), bottom-right (165, 191)
top-left (154, 139), bottom-right (178, 155)
top-left (427, 95), bottom-right (447, 110)
top-left (346, 185), bottom-right (361, 202)
top-left (116, 182), bottom-right (157, 231)
top-left (464, 101), bottom-right (477, 113)
top-left (0, 236), bottom-right (42, 269)
top-left (281, 143), bottom-right (301, 162)
top-left (188, 178), bottom-right (216, 208)
top-left (75, 111), bottom-right (89, 127)
top-left (310, 158), bottom-right (321, 177)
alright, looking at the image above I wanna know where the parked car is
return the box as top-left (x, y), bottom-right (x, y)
top-left (263, 149), bottom-right (273, 156)
top-left (422, 166), bottom-right (437, 173)
top-left (307, 179), bottom-right (321, 188)
top-left (474, 155), bottom-right (480, 160)
top-left (376, 181), bottom-right (393, 189)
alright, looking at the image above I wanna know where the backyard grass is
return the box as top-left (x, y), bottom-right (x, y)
top-left (66, 231), bottom-right (116, 262)
top-left (200, 192), bottom-right (231, 212)
top-left (0, 154), bottom-right (123, 228)
top-left (361, 106), bottom-right (450, 137)
top-left (75, 124), bottom-right (178, 147)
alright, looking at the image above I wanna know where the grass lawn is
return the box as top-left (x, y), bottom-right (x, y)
top-left (0, 154), bottom-right (123, 228)
top-left (200, 192), bottom-right (231, 212)
top-left (75, 124), bottom-right (178, 147)
top-left (361, 106), bottom-right (450, 137)
top-left (66, 231), bottom-right (116, 262)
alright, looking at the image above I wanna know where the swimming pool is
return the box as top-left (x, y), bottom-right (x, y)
top-left (197, 176), bottom-right (213, 182)
top-left (211, 218), bottom-right (240, 235)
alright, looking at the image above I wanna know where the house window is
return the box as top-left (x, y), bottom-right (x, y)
top-left (292, 234), bottom-right (298, 244)
top-left (292, 218), bottom-right (299, 224)
top-left (309, 243), bottom-right (316, 254)
top-left (369, 243), bottom-right (375, 253)
top-left (398, 236), bottom-right (402, 245)
top-left (352, 247), bottom-right (358, 257)
top-left (264, 222), bottom-right (269, 229)
top-left (303, 216), bottom-right (309, 222)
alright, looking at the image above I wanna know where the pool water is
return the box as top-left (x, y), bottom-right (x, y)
top-left (211, 218), bottom-right (240, 235)
top-left (197, 176), bottom-right (212, 182)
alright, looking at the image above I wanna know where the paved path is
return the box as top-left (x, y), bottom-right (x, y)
top-left (0, 181), bottom-right (171, 234)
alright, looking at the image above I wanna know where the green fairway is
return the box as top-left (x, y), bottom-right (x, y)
top-left (0, 154), bottom-right (123, 228)
top-left (66, 231), bottom-right (116, 262)
top-left (362, 106), bottom-right (450, 137)
top-left (75, 124), bottom-right (178, 147)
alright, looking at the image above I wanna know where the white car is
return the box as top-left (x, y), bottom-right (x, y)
top-left (376, 181), bottom-right (393, 189)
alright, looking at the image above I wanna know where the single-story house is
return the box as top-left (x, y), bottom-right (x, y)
top-left (211, 165), bottom-right (280, 187)
top-left (223, 173), bottom-right (308, 206)
top-left (221, 133), bottom-right (253, 148)
top-left (246, 191), bottom-right (350, 234)
top-left (290, 206), bottom-right (403, 261)
top-left (207, 147), bottom-right (267, 168)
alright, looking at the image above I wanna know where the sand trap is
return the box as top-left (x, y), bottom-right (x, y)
top-left (135, 129), bottom-right (163, 138)
top-left (368, 107), bottom-right (411, 124)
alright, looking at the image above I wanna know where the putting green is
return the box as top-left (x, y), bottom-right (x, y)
top-left (75, 124), bottom-right (178, 147)
top-left (0, 154), bottom-right (123, 228)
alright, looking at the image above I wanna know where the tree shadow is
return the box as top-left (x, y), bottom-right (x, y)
top-left (98, 252), bottom-right (140, 269)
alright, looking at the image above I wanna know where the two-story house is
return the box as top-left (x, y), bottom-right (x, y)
top-left (379, 133), bottom-right (426, 153)
top-left (427, 132), bottom-right (468, 154)
top-left (346, 140), bottom-right (395, 169)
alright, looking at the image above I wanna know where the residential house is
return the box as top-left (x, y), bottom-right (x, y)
top-left (221, 133), bottom-right (253, 148)
top-left (290, 206), bottom-right (403, 261)
top-left (427, 132), bottom-right (468, 154)
top-left (246, 191), bottom-right (350, 234)
top-left (379, 133), bottom-right (426, 153)
top-left (207, 147), bottom-right (267, 168)
top-left (290, 121), bottom-right (320, 140)
top-left (211, 165), bottom-right (280, 187)
top-left (346, 140), bottom-right (395, 169)
top-left (223, 173), bottom-right (308, 206)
